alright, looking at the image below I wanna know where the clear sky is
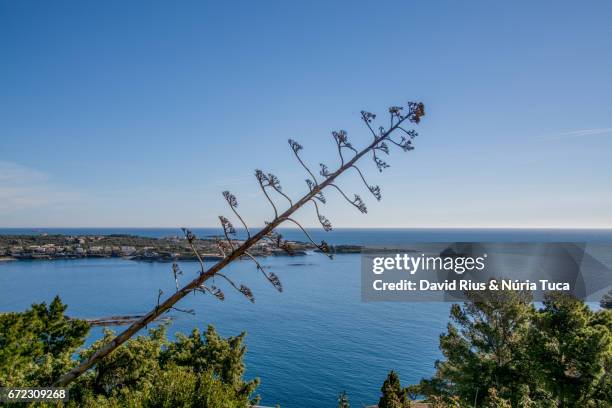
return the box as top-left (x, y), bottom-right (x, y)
top-left (1, 1), bottom-right (611, 228)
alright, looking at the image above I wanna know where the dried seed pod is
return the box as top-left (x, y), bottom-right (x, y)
top-left (288, 139), bottom-right (303, 153)
top-left (319, 163), bottom-right (330, 177)
top-left (181, 228), bottom-right (196, 243)
top-left (353, 194), bottom-right (367, 214)
top-left (318, 214), bottom-right (333, 232)
top-left (219, 216), bottom-right (236, 235)
top-left (267, 272), bottom-right (283, 292)
top-left (239, 285), bottom-right (255, 303)
top-left (222, 191), bottom-right (238, 208)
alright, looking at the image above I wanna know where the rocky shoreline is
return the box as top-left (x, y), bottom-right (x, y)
top-left (0, 234), bottom-right (391, 263)
top-left (0, 234), bottom-right (314, 262)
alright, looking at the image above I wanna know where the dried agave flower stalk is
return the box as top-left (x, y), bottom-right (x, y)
top-left (55, 101), bottom-right (425, 386)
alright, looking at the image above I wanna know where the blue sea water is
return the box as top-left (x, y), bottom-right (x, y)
top-left (1, 228), bottom-right (611, 407)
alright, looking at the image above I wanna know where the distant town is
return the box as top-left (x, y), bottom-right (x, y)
top-left (0, 233), bottom-right (317, 262)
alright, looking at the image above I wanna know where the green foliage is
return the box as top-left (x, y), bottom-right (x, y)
top-left (528, 292), bottom-right (612, 407)
top-left (416, 290), bottom-right (536, 405)
top-left (426, 395), bottom-right (461, 408)
top-left (69, 325), bottom-right (259, 407)
top-left (159, 326), bottom-right (258, 398)
top-left (68, 365), bottom-right (250, 408)
top-left (414, 291), bottom-right (612, 407)
top-left (0, 297), bottom-right (259, 407)
top-left (379, 371), bottom-right (411, 408)
top-left (0, 296), bottom-right (89, 387)
top-left (337, 390), bottom-right (350, 408)
top-left (600, 289), bottom-right (612, 309)
top-left (484, 388), bottom-right (511, 408)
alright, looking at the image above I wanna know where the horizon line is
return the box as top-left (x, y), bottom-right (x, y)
top-left (2, 226), bottom-right (612, 230)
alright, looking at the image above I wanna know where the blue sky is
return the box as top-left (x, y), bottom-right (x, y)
top-left (1, 1), bottom-right (611, 228)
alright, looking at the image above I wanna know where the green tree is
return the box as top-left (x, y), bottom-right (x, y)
top-left (414, 291), bottom-right (612, 407)
top-left (70, 325), bottom-right (259, 407)
top-left (160, 326), bottom-right (259, 399)
top-left (0, 297), bottom-right (260, 407)
top-left (379, 371), bottom-right (411, 408)
top-left (337, 390), bottom-right (350, 408)
top-left (484, 388), bottom-right (511, 408)
top-left (0, 296), bottom-right (89, 387)
top-left (69, 366), bottom-right (249, 408)
top-left (528, 292), bottom-right (612, 407)
top-left (419, 289), bottom-right (536, 406)
top-left (427, 395), bottom-right (461, 408)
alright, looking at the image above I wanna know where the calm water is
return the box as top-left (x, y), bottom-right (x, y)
top-left (1, 228), bottom-right (611, 407)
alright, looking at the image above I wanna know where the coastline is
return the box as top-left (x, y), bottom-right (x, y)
top-left (0, 233), bottom-right (380, 262)
top-left (0, 234), bottom-right (313, 262)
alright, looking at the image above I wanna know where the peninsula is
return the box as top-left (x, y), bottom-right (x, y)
top-left (0, 234), bottom-right (315, 262)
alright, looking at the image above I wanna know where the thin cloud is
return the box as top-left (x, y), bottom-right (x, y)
top-left (540, 128), bottom-right (612, 140)
top-left (0, 161), bottom-right (48, 184)
top-left (0, 161), bottom-right (81, 214)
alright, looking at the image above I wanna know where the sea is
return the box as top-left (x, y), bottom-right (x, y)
top-left (1, 228), bottom-right (611, 407)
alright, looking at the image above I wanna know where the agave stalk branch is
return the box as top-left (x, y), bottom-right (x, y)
top-left (310, 199), bottom-right (323, 221)
top-left (310, 199), bottom-right (332, 231)
top-left (169, 306), bottom-right (195, 315)
top-left (257, 179), bottom-right (279, 218)
top-left (263, 230), bottom-right (294, 255)
top-left (289, 140), bottom-right (319, 185)
top-left (352, 165), bottom-right (371, 190)
top-left (181, 229), bottom-right (207, 274)
top-left (229, 207), bottom-right (250, 239)
top-left (244, 252), bottom-right (282, 292)
top-left (328, 184), bottom-right (366, 213)
top-left (244, 251), bottom-right (265, 273)
top-left (215, 238), bottom-right (227, 258)
top-left (397, 126), bottom-right (415, 136)
top-left (172, 263), bottom-right (182, 291)
top-left (220, 220), bottom-right (236, 251)
top-left (270, 184), bottom-right (293, 206)
top-left (282, 217), bottom-right (332, 258)
top-left (198, 284), bottom-right (225, 301)
top-left (156, 289), bottom-right (163, 310)
top-left (351, 165), bottom-right (381, 201)
top-left (223, 191), bottom-right (251, 239)
top-left (223, 233), bottom-right (235, 251)
top-left (54, 104), bottom-right (423, 387)
top-left (216, 272), bottom-right (241, 292)
top-left (361, 111), bottom-right (378, 139)
top-left (185, 239), bottom-right (206, 274)
top-left (387, 138), bottom-right (406, 148)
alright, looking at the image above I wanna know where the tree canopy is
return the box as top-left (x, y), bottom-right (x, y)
top-left (0, 296), bottom-right (89, 388)
top-left (0, 297), bottom-right (259, 407)
top-left (379, 371), bottom-right (412, 408)
top-left (413, 291), bottom-right (612, 407)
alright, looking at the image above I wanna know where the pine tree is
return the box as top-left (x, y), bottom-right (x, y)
top-left (422, 289), bottom-right (535, 405)
top-left (337, 390), bottom-right (350, 408)
top-left (0, 297), bottom-right (260, 406)
top-left (0, 296), bottom-right (89, 387)
top-left (160, 325), bottom-right (258, 398)
top-left (379, 371), bottom-right (411, 408)
top-left (485, 388), bottom-right (512, 408)
top-left (528, 292), bottom-right (612, 407)
top-left (415, 291), bottom-right (612, 407)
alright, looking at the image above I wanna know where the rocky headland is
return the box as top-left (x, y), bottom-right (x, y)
top-left (0, 234), bottom-right (314, 262)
